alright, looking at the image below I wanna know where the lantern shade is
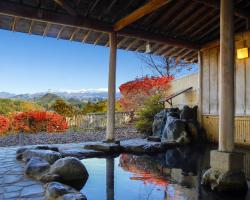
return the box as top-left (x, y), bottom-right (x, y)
top-left (237, 48), bottom-right (249, 59)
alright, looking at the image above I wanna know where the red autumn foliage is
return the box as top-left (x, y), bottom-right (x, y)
top-left (0, 115), bottom-right (9, 134)
top-left (119, 76), bottom-right (173, 112)
top-left (9, 111), bottom-right (68, 133)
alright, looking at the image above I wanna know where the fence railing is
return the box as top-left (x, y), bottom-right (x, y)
top-left (66, 112), bottom-right (132, 129)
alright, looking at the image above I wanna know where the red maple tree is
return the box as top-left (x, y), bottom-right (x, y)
top-left (119, 76), bottom-right (173, 112)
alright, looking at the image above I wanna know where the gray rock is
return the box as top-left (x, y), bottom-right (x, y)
top-left (201, 168), bottom-right (248, 192)
top-left (180, 105), bottom-right (198, 121)
top-left (45, 182), bottom-right (77, 200)
top-left (162, 115), bottom-right (190, 144)
top-left (84, 142), bottom-right (121, 153)
top-left (16, 147), bottom-right (29, 160)
top-left (25, 157), bottom-right (50, 179)
top-left (60, 149), bottom-right (106, 159)
top-left (120, 138), bottom-right (165, 153)
top-left (152, 110), bottom-right (166, 137)
top-left (22, 149), bottom-right (61, 164)
top-left (35, 146), bottom-right (59, 152)
top-left (40, 173), bottom-right (60, 183)
top-left (60, 193), bottom-right (87, 200)
top-left (50, 157), bottom-right (89, 182)
top-left (147, 136), bottom-right (161, 142)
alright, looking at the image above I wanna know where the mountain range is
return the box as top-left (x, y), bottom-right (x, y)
top-left (0, 89), bottom-right (120, 101)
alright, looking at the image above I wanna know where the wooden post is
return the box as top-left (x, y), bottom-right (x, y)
top-left (106, 32), bottom-right (117, 141)
top-left (219, 0), bottom-right (235, 152)
top-left (198, 51), bottom-right (203, 124)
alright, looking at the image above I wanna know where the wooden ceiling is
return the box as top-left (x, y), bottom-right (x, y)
top-left (0, 0), bottom-right (249, 63)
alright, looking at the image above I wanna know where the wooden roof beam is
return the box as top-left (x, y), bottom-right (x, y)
top-left (28, 20), bottom-right (34, 34)
top-left (57, 26), bottom-right (64, 39)
top-left (43, 23), bottom-right (50, 37)
top-left (82, 30), bottom-right (91, 43)
top-left (193, 0), bottom-right (250, 20)
top-left (0, 1), bottom-right (200, 50)
top-left (125, 39), bottom-right (139, 50)
top-left (11, 16), bottom-right (17, 31)
top-left (70, 27), bottom-right (79, 41)
top-left (113, 0), bottom-right (173, 31)
top-left (53, 0), bottom-right (78, 16)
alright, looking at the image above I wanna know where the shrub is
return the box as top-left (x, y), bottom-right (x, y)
top-left (135, 94), bottom-right (164, 135)
top-left (0, 115), bottom-right (9, 134)
top-left (10, 111), bottom-right (68, 133)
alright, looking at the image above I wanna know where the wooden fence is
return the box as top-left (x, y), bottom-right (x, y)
top-left (66, 112), bottom-right (132, 129)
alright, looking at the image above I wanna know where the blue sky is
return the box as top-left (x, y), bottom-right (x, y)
top-left (0, 29), bottom-right (197, 94)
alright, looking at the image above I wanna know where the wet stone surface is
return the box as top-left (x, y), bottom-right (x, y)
top-left (0, 146), bottom-right (45, 200)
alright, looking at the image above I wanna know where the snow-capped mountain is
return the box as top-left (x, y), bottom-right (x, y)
top-left (0, 89), bottom-right (120, 101)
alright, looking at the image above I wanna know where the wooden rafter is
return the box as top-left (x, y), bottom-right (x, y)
top-left (70, 27), bottom-right (79, 41)
top-left (43, 23), bottom-right (50, 37)
top-left (171, 48), bottom-right (186, 58)
top-left (57, 26), bottom-right (64, 39)
top-left (86, 0), bottom-right (101, 16)
top-left (193, 0), bottom-right (250, 20)
top-left (172, 6), bottom-right (208, 34)
top-left (125, 39), bottom-right (138, 50)
top-left (154, 45), bottom-right (169, 54)
top-left (98, 0), bottom-right (117, 20)
top-left (117, 37), bottom-right (129, 48)
top-left (113, 0), bottom-right (173, 31)
top-left (82, 30), bottom-right (91, 43)
top-left (94, 33), bottom-right (103, 45)
top-left (54, 0), bottom-right (78, 16)
top-left (162, 47), bottom-right (177, 57)
top-left (164, 3), bottom-right (199, 31)
top-left (177, 50), bottom-right (194, 60)
top-left (11, 16), bottom-right (17, 31)
top-left (28, 20), bottom-right (34, 34)
top-left (153, 0), bottom-right (189, 28)
top-left (0, 1), bottom-right (200, 50)
top-left (135, 41), bottom-right (145, 52)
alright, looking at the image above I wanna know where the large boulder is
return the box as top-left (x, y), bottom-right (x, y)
top-left (49, 157), bottom-right (89, 183)
top-left (16, 147), bottom-right (29, 160)
top-left (22, 149), bottom-right (61, 164)
top-left (162, 115), bottom-right (190, 144)
top-left (45, 182), bottom-right (86, 200)
top-left (180, 105), bottom-right (198, 121)
top-left (25, 157), bottom-right (50, 179)
top-left (202, 168), bottom-right (248, 192)
top-left (152, 110), bottom-right (166, 137)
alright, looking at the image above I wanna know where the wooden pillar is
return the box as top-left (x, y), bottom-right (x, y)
top-left (219, 0), bottom-right (235, 152)
top-left (106, 32), bottom-right (117, 141)
top-left (198, 51), bottom-right (203, 124)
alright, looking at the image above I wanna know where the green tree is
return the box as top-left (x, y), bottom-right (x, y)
top-left (50, 99), bottom-right (76, 117)
top-left (82, 100), bottom-right (123, 114)
top-left (135, 94), bottom-right (164, 135)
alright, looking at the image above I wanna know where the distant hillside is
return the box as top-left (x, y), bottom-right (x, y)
top-left (36, 93), bottom-right (61, 109)
top-left (0, 89), bottom-right (120, 101)
top-left (0, 99), bottom-right (44, 115)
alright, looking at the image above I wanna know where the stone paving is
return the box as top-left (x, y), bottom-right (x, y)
top-left (0, 142), bottom-right (90, 200)
top-left (0, 146), bottom-right (45, 200)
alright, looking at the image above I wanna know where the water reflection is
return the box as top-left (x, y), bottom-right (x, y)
top-left (106, 157), bottom-right (114, 200)
top-left (81, 146), bottom-right (250, 200)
